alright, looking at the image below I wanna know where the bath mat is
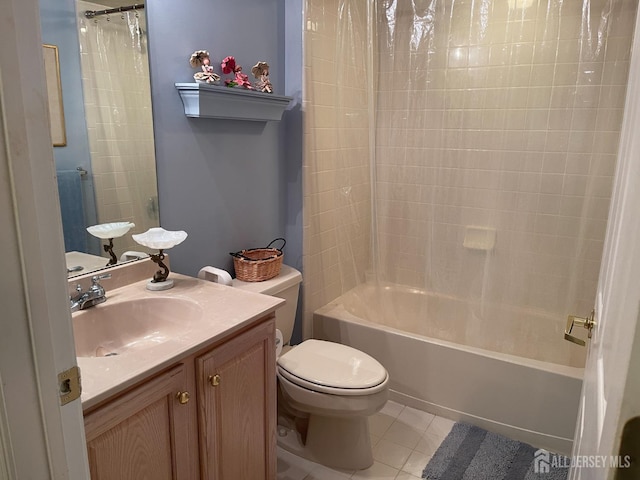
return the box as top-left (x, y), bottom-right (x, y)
top-left (422, 423), bottom-right (569, 480)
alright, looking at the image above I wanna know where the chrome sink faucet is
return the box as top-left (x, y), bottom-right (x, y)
top-left (70, 273), bottom-right (111, 313)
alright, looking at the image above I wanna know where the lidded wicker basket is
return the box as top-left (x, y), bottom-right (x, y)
top-left (230, 238), bottom-right (286, 282)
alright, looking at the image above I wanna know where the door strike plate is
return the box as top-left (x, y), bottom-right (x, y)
top-left (58, 365), bottom-right (82, 406)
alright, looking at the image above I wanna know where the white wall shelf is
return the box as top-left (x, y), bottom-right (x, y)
top-left (175, 83), bottom-right (292, 122)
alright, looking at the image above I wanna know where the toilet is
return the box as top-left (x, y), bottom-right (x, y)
top-left (231, 264), bottom-right (389, 470)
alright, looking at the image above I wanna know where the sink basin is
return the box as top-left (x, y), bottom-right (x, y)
top-left (73, 297), bottom-right (203, 358)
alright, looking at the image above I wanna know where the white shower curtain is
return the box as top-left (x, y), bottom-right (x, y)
top-left (303, 0), bottom-right (637, 361)
top-left (77, 1), bottom-right (159, 255)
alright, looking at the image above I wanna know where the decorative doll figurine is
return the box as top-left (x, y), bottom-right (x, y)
top-left (251, 61), bottom-right (273, 93)
top-left (189, 50), bottom-right (220, 84)
top-left (221, 56), bottom-right (253, 89)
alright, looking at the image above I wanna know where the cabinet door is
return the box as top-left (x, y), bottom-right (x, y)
top-left (197, 320), bottom-right (276, 480)
top-left (84, 364), bottom-right (197, 480)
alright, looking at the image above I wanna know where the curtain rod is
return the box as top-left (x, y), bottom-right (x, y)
top-left (84, 3), bottom-right (145, 18)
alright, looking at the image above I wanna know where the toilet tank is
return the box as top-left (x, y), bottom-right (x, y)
top-left (232, 265), bottom-right (302, 345)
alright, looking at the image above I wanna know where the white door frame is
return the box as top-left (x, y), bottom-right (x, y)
top-left (568, 4), bottom-right (640, 479)
top-left (0, 0), bottom-right (89, 477)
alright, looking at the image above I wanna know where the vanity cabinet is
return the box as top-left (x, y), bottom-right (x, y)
top-left (197, 319), bottom-right (276, 480)
top-left (83, 317), bottom-right (275, 480)
top-left (83, 364), bottom-right (196, 479)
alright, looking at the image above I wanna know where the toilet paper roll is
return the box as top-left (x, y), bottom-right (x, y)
top-left (275, 329), bottom-right (283, 357)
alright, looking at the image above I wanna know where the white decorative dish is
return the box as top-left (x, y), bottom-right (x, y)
top-left (87, 222), bottom-right (135, 239)
top-left (132, 227), bottom-right (188, 250)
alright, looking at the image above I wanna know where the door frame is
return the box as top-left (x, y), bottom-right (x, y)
top-left (0, 0), bottom-right (89, 477)
top-left (569, 3), bottom-right (640, 478)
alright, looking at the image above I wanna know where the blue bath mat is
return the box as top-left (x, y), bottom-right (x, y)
top-left (422, 423), bottom-right (569, 479)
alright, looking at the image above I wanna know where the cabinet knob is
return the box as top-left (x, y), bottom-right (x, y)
top-left (209, 374), bottom-right (221, 387)
top-left (176, 391), bottom-right (190, 404)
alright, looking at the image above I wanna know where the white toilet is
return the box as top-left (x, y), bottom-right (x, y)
top-left (232, 265), bottom-right (389, 470)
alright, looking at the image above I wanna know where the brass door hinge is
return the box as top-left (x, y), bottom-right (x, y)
top-left (58, 366), bottom-right (82, 405)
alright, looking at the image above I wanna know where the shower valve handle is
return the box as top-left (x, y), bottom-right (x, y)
top-left (564, 310), bottom-right (596, 347)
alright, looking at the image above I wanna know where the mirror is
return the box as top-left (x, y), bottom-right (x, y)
top-left (40, 0), bottom-right (159, 277)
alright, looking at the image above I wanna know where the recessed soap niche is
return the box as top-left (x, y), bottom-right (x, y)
top-left (463, 226), bottom-right (497, 251)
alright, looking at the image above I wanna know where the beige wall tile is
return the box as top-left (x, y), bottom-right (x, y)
top-left (303, 0), bottom-right (636, 338)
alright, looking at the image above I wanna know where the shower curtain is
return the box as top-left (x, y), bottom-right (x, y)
top-left (303, 0), bottom-right (637, 359)
top-left (77, 1), bottom-right (158, 256)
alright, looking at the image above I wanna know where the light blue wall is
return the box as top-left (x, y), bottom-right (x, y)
top-left (147, 0), bottom-right (303, 283)
top-left (39, 0), bottom-right (92, 171)
top-left (282, 0), bottom-right (303, 274)
top-left (282, 0), bottom-right (304, 343)
top-left (39, 0), bottom-right (99, 253)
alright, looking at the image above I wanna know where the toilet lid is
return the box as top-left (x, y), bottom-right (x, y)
top-left (277, 339), bottom-right (387, 390)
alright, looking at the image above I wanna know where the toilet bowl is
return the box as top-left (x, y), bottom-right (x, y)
top-left (276, 339), bottom-right (389, 470)
top-left (203, 264), bottom-right (390, 470)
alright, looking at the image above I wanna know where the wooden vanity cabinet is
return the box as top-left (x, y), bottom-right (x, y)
top-left (83, 317), bottom-right (276, 480)
top-left (83, 363), bottom-right (197, 480)
top-left (196, 319), bottom-right (276, 480)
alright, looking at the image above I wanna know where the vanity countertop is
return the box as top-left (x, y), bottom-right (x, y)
top-left (76, 272), bottom-right (283, 411)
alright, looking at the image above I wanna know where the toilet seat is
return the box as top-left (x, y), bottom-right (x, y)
top-left (277, 339), bottom-right (388, 396)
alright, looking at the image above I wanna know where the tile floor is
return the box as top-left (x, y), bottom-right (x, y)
top-left (276, 400), bottom-right (455, 480)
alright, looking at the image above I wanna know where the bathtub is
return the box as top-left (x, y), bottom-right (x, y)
top-left (313, 282), bottom-right (585, 455)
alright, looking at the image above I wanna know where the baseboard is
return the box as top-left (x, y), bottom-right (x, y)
top-left (389, 389), bottom-right (574, 456)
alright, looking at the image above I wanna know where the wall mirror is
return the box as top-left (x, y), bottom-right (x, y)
top-left (40, 0), bottom-right (159, 278)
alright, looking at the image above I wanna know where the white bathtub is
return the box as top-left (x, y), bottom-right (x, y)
top-left (313, 283), bottom-right (585, 454)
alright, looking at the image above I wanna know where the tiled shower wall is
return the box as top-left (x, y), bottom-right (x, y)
top-left (304, 0), bottom-right (636, 333)
top-left (374, 0), bottom-right (636, 317)
top-left (78, 1), bottom-right (158, 255)
top-left (302, 0), bottom-right (372, 337)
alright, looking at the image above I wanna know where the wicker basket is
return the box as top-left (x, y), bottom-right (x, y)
top-left (230, 238), bottom-right (286, 282)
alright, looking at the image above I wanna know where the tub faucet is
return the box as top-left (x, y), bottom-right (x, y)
top-left (70, 273), bottom-right (111, 313)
